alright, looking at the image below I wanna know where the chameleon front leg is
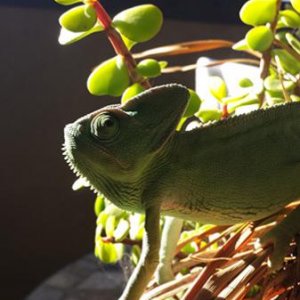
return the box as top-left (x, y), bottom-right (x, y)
top-left (119, 205), bottom-right (161, 300)
top-left (155, 217), bottom-right (183, 284)
top-left (260, 205), bottom-right (300, 271)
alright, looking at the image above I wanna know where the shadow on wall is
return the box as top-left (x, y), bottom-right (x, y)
top-left (3, 0), bottom-right (247, 23)
top-left (1, 3), bottom-right (247, 300)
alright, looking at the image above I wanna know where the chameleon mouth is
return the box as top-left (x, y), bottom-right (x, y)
top-left (62, 124), bottom-right (98, 194)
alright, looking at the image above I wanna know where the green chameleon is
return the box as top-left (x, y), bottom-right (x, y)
top-left (63, 84), bottom-right (300, 300)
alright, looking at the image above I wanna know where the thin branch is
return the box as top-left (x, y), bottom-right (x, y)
top-left (133, 39), bottom-right (234, 59)
top-left (91, 1), bottom-right (151, 89)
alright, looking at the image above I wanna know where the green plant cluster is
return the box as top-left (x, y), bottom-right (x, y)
top-left (55, 0), bottom-right (300, 270)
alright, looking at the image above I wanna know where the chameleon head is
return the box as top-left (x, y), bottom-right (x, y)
top-left (63, 84), bottom-right (189, 189)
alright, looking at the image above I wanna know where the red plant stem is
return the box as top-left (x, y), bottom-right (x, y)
top-left (91, 1), bottom-right (151, 89)
top-left (258, 0), bottom-right (282, 105)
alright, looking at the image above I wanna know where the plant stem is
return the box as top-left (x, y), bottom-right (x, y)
top-left (258, 0), bottom-right (282, 105)
top-left (91, 1), bottom-right (151, 89)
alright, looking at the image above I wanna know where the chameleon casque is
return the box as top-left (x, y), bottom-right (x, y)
top-left (63, 84), bottom-right (300, 300)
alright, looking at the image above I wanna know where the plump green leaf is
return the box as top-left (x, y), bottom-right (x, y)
top-left (95, 239), bottom-right (124, 264)
top-left (223, 92), bottom-right (249, 104)
top-left (239, 0), bottom-right (277, 26)
top-left (285, 32), bottom-right (300, 54)
top-left (105, 215), bottom-right (116, 238)
top-left (94, 195), bottom-right (105, 216)
top-left (245, 26), bottom-right (274, 52)
top-left (291, 0), bottom-right (300, 14)
top-left (279, 9), bottom-right (300, 28)
top-left (183, 89), bottom-right (201, 117)
top-left (196, 108), bottom-right (222, 123)
top-left (266, 94), bottom-right (285, 106)
top-left (264, 75), bottom-right (296, 98)
top-left (179, 231), bottom-right (199, 254)
top-left (121, 83), bottom-right (145, 104)
top-left (208, 76), bottom-right (227, 101)
top-left (129, 214), bottom-right (145, 240)
top-left (272, 49), bottom-right (300, 75)
top-left (54, 0), bottom-right (82, 6)
top-left (96, 211), bottom-right (108, 226)
top-left (137, 59), bottom-right (161, 78)
top-left (59, 4), bottom-right (97, 33)
top-left (291, 94), bottom-right (300, 102)
top-left (227, 94), bottom-right (259, 114)
top-left (232, 39), bottom-right (250, 51)
top-left (159, 61), bottom-right (168, 69)
top-left (58, 24), bottom-right (103, 45)
top-left (104, 203), bottom-right (126, 218)
top-left (114, 219), bottom-right (130, 242)
top-left (239, 78), bottom-right (254, 88)
top-left (112, 5), bottom-right (163, 42)
top-left (131, 245), bottom-right (141, 266)
top-left (87, 56), bottom-right (130, 96)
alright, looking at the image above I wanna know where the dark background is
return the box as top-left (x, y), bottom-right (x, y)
top-left (1, 1), bottom-right (247, 299)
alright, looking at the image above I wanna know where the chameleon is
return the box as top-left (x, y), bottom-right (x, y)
top-left (63, 84), bottom-right (300, 300)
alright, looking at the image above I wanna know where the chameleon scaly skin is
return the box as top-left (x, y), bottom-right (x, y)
top-left (63, 84), bottom-right (300, 300)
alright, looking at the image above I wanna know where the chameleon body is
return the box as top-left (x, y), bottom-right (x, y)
top-left (63, 84), bottom-right (300, 300)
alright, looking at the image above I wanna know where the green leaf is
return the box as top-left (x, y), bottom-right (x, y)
top-left (159, 61), bottom-right (168, 69)
top-left (183, 89), bottom-right (201, 117)
top-left (94, 195), bottom-right (105, 216)
top-left (239, 78), bottom-right (254, 88)
top-left (129, 214), bottom-right (145, 240)
top-left (279, 9), bottom-right (300, 28)
top-left (87, 56), bottom-right (130, 96)
top-left (179, 231), bottom-right (199, 254)
top-left (121, 83), bottom-right (145, 104)
top-left (196, 108), bottom-right (222, 123)
top-left (104, 203), bottom-right (126, 218)
top-left (137, 59), bottom-right (161, 78)
top-left (207, 76), bottom-right (227, 101)
top-left (58, 24), bottom-right (104, 45)
top-left (239, 0), bottom-right (277, 26)
top-left (114, 219), bottom-right (130, 242)
top-left (264, 75), bottom-right (296, 97)
top-left (105, 215), bottom-right (116, 238)
top-left (266, 94), bottom-right (285, 106)
top-left (285, 33), bottom-right (300, 55)
top-left (291, 0), bottom-right (300, 14)
top-left (245, 26), bottom-right (274, 52)
top-left (95, 239), bottom-right (124, 264)
top-left (112, 5), bottom-right (163, 42)
top-left (131, 245), bottom-right (141, 266)
top-left (272, 49), bottom-right (300, 75)
top-left (291, 94), bottom-right (300, 102)
top-left (232, 39), bottom-right (250, 51)
top-left (96, 211), bottom-right (108, 226)
top-left (223, 92), bottom-right (249, 104)
top-left (54, 0), bottom-right (82, 6)
top-left (227, 94), bottom-right (259, 114)
top-left (59, 4), bottom-right (97, 33)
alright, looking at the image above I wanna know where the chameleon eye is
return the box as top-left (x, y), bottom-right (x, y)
top-left (91, 113), bottom-right (120, 140)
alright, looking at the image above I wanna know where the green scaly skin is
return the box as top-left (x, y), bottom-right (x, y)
top-left (63, 84), bottom-right (300, 300)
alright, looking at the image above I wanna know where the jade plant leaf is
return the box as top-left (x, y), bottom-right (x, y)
top-left (137, 59), bottom-right (161, 78)
top-left (121, 83), bottom-right (145, 104)
top-left (87, 56), bottom-right (130, 96)
top-left (59, 4), bottom-right (97, 33)
top-left (240, 0), bottom-right (277, 26)
top-left (112, 4), bottom-right (163, 42)
top-left (183, 89), bottom-right (202, 117)
top-left (245, 26), bottom-right (274, 52)
top-left (58, 24), bottom-right (104, 45)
